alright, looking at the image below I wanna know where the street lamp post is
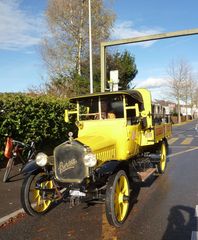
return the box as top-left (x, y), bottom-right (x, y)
top-left (88, 0), bottom-right (93, 94)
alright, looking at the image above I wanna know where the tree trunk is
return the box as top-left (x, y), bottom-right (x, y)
top-left (178, 100), bottom-right (181, 123)
top-left (186, 105), bottom-right (188, 121)
top-left (191, 106), bottom-right (193, 119)
top-left (185, 95), bottom-right (188, 121)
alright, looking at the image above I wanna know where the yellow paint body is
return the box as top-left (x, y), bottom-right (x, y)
top-left (76, 119), bottom-right (140, 164)
top-left (66, 89), bottom-right (172, 165)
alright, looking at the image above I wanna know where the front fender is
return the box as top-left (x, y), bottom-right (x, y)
top-left (21, 160), bottom-right (41, 175)
top-left (94, 160), bottom-right (131, 182)
top-left (95, 160), bottom-right (121, 176)
top-left (93, 160), bottom-right (128, 187)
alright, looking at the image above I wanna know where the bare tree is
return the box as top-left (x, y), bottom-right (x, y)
top-left (188, 73), bottom-right (198, 119)
top-left (180, 61), bottom-right (192, 121)
top-left (167, 59), bottom-right (192, 123)
top-left (41, 0), bottom-right (115, 96)
top-left (192, 73), bottom-right (198, 118)
top-left (194, 85), bottom-right (198, 108)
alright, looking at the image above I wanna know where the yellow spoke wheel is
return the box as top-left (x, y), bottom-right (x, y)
top-left (105, 170), bottom-right (130, 227)
top-left (21, 172), bottom-right (54, 216)
top-left (157, 141), bottom-right (167, 174)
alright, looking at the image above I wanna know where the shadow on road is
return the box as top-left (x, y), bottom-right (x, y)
top-left (139, 175), bottom-right (158, 188)
top-left (0, 159), bottom-right (25, 182)
top-left (127, 183), bottom-right (141, 216)
top-left (6, 173), bottom-right (25, 182)
top-left (162, 205), bottom-right (196, 240)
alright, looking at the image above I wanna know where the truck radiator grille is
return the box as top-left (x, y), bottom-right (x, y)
top-left (54, 143), bottom-right (88, 183)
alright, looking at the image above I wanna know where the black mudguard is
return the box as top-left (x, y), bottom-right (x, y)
top-left (95, 160), bottom-right (123, 176)
top-left (21, 160), bottom-right (41, 175)
top-left (93, 160), bottom-right (132, 187)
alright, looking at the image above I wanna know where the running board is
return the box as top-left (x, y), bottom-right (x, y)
top-left (137, 168), bottom-right (156, 182)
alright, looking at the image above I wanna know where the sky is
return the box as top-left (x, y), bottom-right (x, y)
top-left (0, 0), bottom-right (198, 100)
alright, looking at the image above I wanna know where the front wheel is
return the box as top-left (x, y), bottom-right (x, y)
top-left (105, 170), bottom-right (130, 227)
top-left (21, 172), bottom-right (54, 216)
top-left (3, 158), bottom-right (14, 182)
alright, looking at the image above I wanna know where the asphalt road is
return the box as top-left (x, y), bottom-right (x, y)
top-left (0, 119), bottom-right (198, 240)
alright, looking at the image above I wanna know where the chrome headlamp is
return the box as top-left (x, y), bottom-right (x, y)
top-left (84, 152), bottom-right (97, 167)
top-left (35, 152), bottom-right (48, 167)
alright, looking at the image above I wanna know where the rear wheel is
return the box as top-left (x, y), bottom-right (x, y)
top-left (21, 172), bottom-right (54, 216)
top-left (105, 170), bottom-right (130, 227)
top-left (3, 158), bottom-right (14, 182)
top-left (157, 141), bottom-right (167, 174)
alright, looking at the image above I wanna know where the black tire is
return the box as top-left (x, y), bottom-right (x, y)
top-left (166, 141), bottom-right (170, 156)
top-left (157, 141), bottom-right (167, 174)
top-left (105, 170), bottom-right (130, 227)
top-left (3, 158), bottom-right (14, 183)
top-left (21, 172), bottom-right (53, 216)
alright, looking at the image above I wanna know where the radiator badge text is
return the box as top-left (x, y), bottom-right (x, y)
top-left (58, 159), bottom-right (77, 174)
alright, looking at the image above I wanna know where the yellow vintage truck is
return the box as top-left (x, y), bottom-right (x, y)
top-left (20, 88), bottom-right (172, 227)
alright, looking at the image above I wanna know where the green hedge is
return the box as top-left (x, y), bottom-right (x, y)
top-left (0, 93), bottom-right (76, 155)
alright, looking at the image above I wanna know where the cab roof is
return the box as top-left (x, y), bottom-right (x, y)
top-left (69, 89), bottom-right (144, 104)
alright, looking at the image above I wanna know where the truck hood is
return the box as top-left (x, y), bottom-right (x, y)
top-left (76, 135), bottom-right (116, 152)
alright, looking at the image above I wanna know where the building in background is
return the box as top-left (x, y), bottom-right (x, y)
top-left (153, 99), bottom-right (198, 123)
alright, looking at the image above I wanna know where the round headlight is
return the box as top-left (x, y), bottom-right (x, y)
top-left (35, 152), bottom-right (48, 167)
top-left (84, 153), bottom-right (97, 167)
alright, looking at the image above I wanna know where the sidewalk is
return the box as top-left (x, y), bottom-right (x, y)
top-left (173, 119), bottom-right (194, 127)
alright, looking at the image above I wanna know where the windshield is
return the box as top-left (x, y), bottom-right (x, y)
top-left (78, 95), bottom-right (124, 120)
top-left (79, 97), bottom-right (99, 120)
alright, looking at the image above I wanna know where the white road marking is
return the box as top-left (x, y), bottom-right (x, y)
top-left (191, 231), bottom-right (198, 240)
top-left (191, 206), bottom-right (198, 240)
top-left (170, 146), bottom-right (197, 148)
top-left (195, 205), bottom-right (198, 217)
top-left (168, 147), bottom-right (198, 158)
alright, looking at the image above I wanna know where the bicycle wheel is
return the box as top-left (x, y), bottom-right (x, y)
top-left (3, 158), bottom-right (14, 183)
